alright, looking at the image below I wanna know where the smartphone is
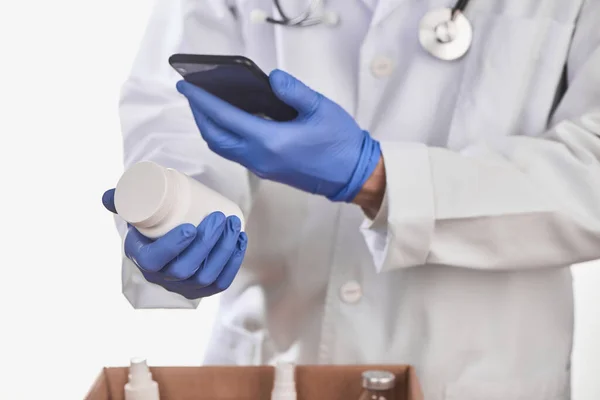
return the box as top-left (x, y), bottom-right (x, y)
top-left (169, 54), bottom-right (298, 122)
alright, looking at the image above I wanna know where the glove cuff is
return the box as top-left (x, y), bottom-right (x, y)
top-left (328, 132), bottom-right (382, 203)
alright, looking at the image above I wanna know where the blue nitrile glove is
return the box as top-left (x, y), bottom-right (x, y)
top-left (176, 69), bottom-right (382, 202)
top-left (102, 189), bottom-right (247, 300)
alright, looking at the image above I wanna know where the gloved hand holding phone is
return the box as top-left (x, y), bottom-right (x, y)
top-left (102, 189), bottom-right (247, 300)
top-left (176, 69), bottom-right (382, 203)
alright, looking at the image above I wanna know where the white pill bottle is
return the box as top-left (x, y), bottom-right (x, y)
top-left (114, 161), bottom-right (245, 239)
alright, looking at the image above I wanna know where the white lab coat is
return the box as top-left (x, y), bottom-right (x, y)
top-left (116, 0), bottom-right (600, 398)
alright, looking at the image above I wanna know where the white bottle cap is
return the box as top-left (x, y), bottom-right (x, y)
top-left (125, 357), bottom-right (160, 400)
top-left (271, 362), bottom-right (297, 400)
top-left (129, 357), bottom-right (152, 385)
top-left (114, 161), bottom-right (177, 228)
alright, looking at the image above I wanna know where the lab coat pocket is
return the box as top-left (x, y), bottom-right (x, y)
top-left (444, 376), bottom-right (570, 400)
top-left (203, 319), bottom-right (268, 365)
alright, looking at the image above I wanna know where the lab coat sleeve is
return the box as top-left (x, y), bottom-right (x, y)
top-left (116, 0), bottom-right (251, 308)
top-left (362, 2), bottom-right (600, 272)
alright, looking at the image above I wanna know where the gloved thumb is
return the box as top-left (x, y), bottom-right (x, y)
top-left (103, 188), bottom-right (133, 229)
top-left (102, 189), bottom-right (117, 214)
top-left (269, 69), bottom-right (321, 116)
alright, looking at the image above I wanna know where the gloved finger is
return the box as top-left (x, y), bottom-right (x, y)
top-left (187, 232), bottom-right (248, 298)
top-left (125, 224), bottom-right (197, 272)
top-left (176, 80), bottom-right (273, 139)
top-left (189, 108), bottom-right (247, 160)
top-left (102, 189), bottom-right (117, 213)
top-left (211, 231), bottom-right (248, 292)
top-left (193, 215), bottom-right (242, 287)
top-left (160, 211), bottom-right (227, 281)
top-left (269, 69), bottom-right (322, 117)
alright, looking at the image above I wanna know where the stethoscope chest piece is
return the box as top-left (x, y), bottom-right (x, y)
top-left (419, 8), bottom-right (472, 61)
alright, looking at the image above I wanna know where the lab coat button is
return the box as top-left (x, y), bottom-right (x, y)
top-left (370, 56), bottom-right (394, 77)
top-left (340, 281), bottom-right (362, 304)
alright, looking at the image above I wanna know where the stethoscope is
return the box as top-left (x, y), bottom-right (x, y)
top-left (250, 0), bottom-right (473, 61)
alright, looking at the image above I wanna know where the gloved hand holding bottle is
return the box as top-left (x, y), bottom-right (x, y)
top-left (102, 189), bottom-right (247, 300)
top-left (176, 69), bottom-right (382, 203)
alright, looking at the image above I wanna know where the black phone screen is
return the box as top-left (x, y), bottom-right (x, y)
top-left (169, 54), bottom-right (298, 122)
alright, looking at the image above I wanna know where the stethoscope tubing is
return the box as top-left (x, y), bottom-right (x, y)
top-left (264, 0), bottom-right (474, 60)
top-left (269, 0), bottom-right (323, 26)
top-left (270, 0), bottom-right (472, 26)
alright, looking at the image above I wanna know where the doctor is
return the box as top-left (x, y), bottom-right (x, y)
top-left (103, 0), bottom-right (600, 399)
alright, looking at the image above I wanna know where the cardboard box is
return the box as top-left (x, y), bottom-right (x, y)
top-left (86, 365), bottom-right (423, 400)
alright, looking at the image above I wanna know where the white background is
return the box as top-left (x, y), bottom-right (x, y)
top-left (0, 1), bottom-right (598, 399)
